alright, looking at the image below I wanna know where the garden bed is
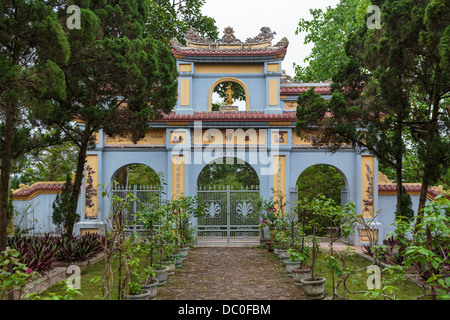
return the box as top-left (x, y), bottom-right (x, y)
top-left (14, 252), bottom-right (105, 300)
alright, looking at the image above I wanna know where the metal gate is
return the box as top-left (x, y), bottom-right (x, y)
top-left (197, 185), bottom-right (260, 243)
top-left (111, 184), bottom-right (160, 231)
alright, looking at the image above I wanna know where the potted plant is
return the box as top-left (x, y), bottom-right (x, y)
top-left (256, 197), bottom-right (277, 247)
top-left (141, 266), bottom-right (159, 300)
top-left (299, 195), bottom-right (330, 299)
top-left (169, 195), bottom-right (205, 255)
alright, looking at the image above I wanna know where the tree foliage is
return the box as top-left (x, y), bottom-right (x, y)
top-left (146, 0), bottom-right (218, 44)
top-left (52, 174), bottom-right (79, 237)
top-left (197, 158), bottom-right (259, 188)
top-left (296, 164), bottom-right (345, 206)
top-left (294, 0), bottom-right (370, 82)
top-left (35, 1), bottom-right (179, 236)
top-left (0, 0), bottom-right (70, 251)
top-left (296, 0), bottom-right (450, 220)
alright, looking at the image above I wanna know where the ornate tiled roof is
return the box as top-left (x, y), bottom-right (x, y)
top-left (12, 182), bottom-right (65, 200)
top-left (171, 47), bottom-right (287, 57)
top-left (156, 111), bottom-right (298, 122)
top-left (378, 184), bottom-right (448, 200)
top-left (171, 26), bottom-right (288, 58)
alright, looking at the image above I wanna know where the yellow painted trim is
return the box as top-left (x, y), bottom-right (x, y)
top-left (208, 78), bottom-right (250, 112)
top-left (280, 95), bottom-right (287, 99)
top-left (267, 63), bottom-right (280, 72)
top-left (269, 122), bottom-right (291, 126)
top-left (196, 64), bottom-right (263, 74)
top-left (173, 54), bottom-right (184, 59)
top-left (180, 79), bottom-right (190, 106)
top-left (359, 229), bottom-right (378, 242)
top-left (81, 228), bottom-right (99, 236)
top-left (167, 122), bottom-right (189, 126)
top-left (178, 64), bottom-right (192, 72)
top-left (268, 79), bottom-right (279, 106)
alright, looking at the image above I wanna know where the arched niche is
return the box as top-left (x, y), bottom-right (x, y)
top-left (208, 77), bottom-right (250, 112)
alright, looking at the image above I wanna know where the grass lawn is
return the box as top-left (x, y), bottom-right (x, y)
top-left (43, 247), bottom-right (425, 300)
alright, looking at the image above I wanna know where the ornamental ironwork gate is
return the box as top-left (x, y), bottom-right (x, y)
top-left (197, 185), bottom-right (260, 243)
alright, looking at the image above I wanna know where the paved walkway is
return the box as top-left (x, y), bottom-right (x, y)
top-left (157, 246), bottom-right (306, 300)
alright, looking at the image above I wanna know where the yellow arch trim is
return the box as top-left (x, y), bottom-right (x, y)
top-left (208, 77), bottom-right (250, 112)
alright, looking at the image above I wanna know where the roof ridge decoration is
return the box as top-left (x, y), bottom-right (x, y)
top-left (245, 26), bottom-right (276, 44)
top-left (170, 26), bottom-right (289, 58)
top-left (221, 26), bottom-right (242, 44)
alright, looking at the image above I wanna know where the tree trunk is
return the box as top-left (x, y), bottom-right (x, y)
top-left (0, 103), bottom-right (16, 252)
top-left (68, 123), bottom-right (92, 237)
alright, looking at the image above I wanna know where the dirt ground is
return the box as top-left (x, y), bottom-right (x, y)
top-left (157, 246), bottom-right (306, 300)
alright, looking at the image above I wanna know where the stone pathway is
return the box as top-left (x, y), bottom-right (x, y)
top-left (157, 246), bottom-right (306, 300)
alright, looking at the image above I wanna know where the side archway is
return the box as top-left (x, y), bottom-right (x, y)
top-left (111, 163), bottom-right (161, 187)
top-left (208, 77), bottom-right (250, 111)
top-left (296, 164), bottom-right (347, 206)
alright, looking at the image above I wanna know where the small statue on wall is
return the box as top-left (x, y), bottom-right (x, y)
top-left (225, 84), bottom-right (234, 106)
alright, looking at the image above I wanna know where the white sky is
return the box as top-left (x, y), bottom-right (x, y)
top-left (201, 0), bottom-right (340, 78)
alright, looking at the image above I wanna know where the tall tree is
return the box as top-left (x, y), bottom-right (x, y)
top-left (294, 0), bottom-right (370, 82)
top-left (295, 0), bottom-right (450, 221)
top-left (0, 0), bottom-right (69, 251)
top-left (36, 1), bottom-right (178, 236)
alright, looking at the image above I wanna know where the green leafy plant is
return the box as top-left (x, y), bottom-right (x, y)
top-left (0, 247), bottom-right (37, 300)
top-left (51, 173), bottom-right (79, 238)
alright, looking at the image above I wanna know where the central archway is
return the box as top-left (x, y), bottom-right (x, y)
top-left (196, 157), bottom-right (261, 243)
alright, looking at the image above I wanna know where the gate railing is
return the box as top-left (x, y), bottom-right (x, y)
top-left (111, 184), bottom-right (161, 232)
top-left (197, 185), bottom-right (260, 242)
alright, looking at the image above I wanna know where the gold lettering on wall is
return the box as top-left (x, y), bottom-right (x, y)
top-left (85, 155), bottom-right (98, 218)
top-left (361, 156), bottom-right (375, 219)
top-left (105, 130), bottom-right (165, 146)
top-left (273, 155), bottom-right (286, 205)
top-left (171, 155), bottom-right (185, 199)
top-left (284, 101), bottom-right (298, 110)
top-left (271, 131), bottom-right (288, 145)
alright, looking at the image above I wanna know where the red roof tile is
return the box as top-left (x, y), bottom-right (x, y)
top-left (280, 86), bottom-right (331, 95)
top-left (156, 111), bottom-right (297, 122)
top-left (171, 47), bottom-right (287, 57)
top-left (378, 184), bottom-right (447, 200)
top-left (12, 182), bottom-right (65, 199)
